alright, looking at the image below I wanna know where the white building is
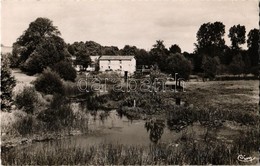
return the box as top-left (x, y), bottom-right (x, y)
top-left (99, 55), bottom-right (136, 76)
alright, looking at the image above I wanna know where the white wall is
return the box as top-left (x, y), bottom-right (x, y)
top-left (99, 58), bottom-right (136, 75)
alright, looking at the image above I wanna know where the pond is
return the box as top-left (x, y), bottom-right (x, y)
top-left (12, 109), bottom-right (240, 153)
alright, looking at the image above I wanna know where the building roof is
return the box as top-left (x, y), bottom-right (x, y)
top-left (99, 55), bottom-right (135, 60)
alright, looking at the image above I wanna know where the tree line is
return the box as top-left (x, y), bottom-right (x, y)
top-left (7, 18), bottom-right (259, 80)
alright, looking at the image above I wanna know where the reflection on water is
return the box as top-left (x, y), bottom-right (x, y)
top-left (10, 107), bottom-right (241, 153)
top-left (145, 119), bottom-right (165, 144)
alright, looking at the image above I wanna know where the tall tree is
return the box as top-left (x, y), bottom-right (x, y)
top-left (120, 45), bottom-right (138, 55)
top-left (247, 28), bottom-right (259, 66)
top-left (194, 22), bottom-right (226, 72)
top-left (13, 17), bottom-right (61, 64)
top-left (195, 22), bottom-right (226, 56)
top-left (135, 49), bottom-right (151, 66)
top-left (228, 24), bottom-right (246, 50)
top-left (165, 53), bottom-right (192, 80)
top-left (21, 35), bottom-right (69, 75)
top-left (149, 40), bottom-right (169, 71)
top-left (1, 55), bottom-right (16, 112)
top-left (13, 17), bottom-right (70, 75)
top-left (169, 44), bottom-right (181, 54)
top-left (75, 50), bottom-right (92, 70)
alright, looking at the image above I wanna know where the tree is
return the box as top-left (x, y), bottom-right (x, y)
top-left (120, 45), bottom-right (138, 55)
top-left (13, 17), bottom-right (60, 64)
top-left (20, 36), bottom-right (69, 75)
top-left (149, 40), bottom-right (169, 71)
top-left (169, 44), bottom-right (181, 54)
top-left (34, 68), bottom-right (64, 94)
top-left (135, 49), bottom-right (151, 66)
top-left (15, 87), bottom-right (38, 114)
top-left (1, 55), bottom-right (16, 112)
top-left (228, 53), bottom-right (245, 75)
top-left (228, 24), bottom-right (246, 50)
top-left (247, 28), bottom-right (259, 67)
top-left (101, 46), bottom-right (119, 55)
top-left (75, 50), bottom-right (92, 70)
top-left (194, 22), bottom-right (226, 72)
top-left (165, 53), bottom-right (192, 80)
top-left (202, 56), bottom-right (220, 79)
top-left (52, 61), bottom-right (77, 81)
top-left (12, 17), bottom-right (71, 75)
top-left (85, 41), bottom-right (102, 55)
top-left (195, 22), bottom-right (226, 55)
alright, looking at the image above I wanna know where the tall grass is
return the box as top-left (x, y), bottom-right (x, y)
top-left (2, 128), bottom-right (259, 165)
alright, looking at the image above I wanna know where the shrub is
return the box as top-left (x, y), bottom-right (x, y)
top-left (15, 114), bottom-right (35, 135)
top-left (97, 72), bottom-right (121, 84)
top-left (52, 61), bottom-right (77, 81)
top-left (1, 55), bottom-right (16, 112)
top-left (34, 68), bottom-right (64, 94)
top-left (15, 86), bottom-right (39, 114)
top-left (37, 94), bottom-right (74, 130)
top-left (165, 53), bottom-right (192, 80)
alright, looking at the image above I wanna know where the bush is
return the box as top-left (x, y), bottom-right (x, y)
top-left (34, 68), bottom-right (64, 94)
top-left (1, 55), bottom-right (16, 112)
top-left (202, 56), bottom-right (220, 79)
top-left (14, 114), bottom-right (35, 135)
top-left (165, 53), bottom-right (192, 80)
top-left (37, 94), bottom-right (74, 130)
top-left (52, 61), bottom-right (77, 81)
top-left (15, 87), bottom-right (39, 114)
top-left (97, 72), bottom-right (121, 84)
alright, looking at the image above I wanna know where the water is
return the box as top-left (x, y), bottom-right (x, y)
top-left (13, 109), bottom-right (240, 153)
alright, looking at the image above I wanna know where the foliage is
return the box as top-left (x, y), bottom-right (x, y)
top-left (95, 71), bottom-right (121, 84)
top-left (52, 61), bottom-right (77, 81)
top-left (165, 53), bottom-right (192, 80)
top-left (3, 131), bottom-right (260, 165)
top-left (14, 17), bottom-right (61, 63)
top-left (12, 114), bottom-right (36, 135)
top-left (21, 36), bottom-right (69, 75)
top-left (120, 45), bottom-right (139, 55)
top-left (75, 50), bottom-right (92, 70)
top-left (194, 22), bottom-right (226, 71)
top-left (37, 94), bottom-right (74, 130)
top-left (1, 55), bottom-right (16, 112)
top-left (145, 119), bottom-right (165, 144)
top-left (135, 49), bottom-right (150, 66)
top-left (228, 24), bottom-right (246, 50)
top-left (202, 56), bottom-right (220, 79)
top-left (7, 52), bottom-right (19, 68)
top-left (169, 44), bottom-right (181, 54)
top-left (13, 17), bottom-right (70, 74)
top-left (247, 28), bottom-right (259, 66)
top-left (15, 86), bottom-right (39, 114)
top-left (34, 68), bottom-right (64, 94)
top-left (195, 22), bottom-right (225, 53)
top-left (228, 54), bottom-right (245, 75)
top-left (149, 40), bottom-right (169, 71)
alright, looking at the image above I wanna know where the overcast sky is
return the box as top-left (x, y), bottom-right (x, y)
top-left (1, 0), bottom-right (258, 52)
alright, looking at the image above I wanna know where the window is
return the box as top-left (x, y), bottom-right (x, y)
top-left (120, 66), bottom-right (122, 69)
top-left (119, 60), bottom-right (122, 64)
top-left (108, 60), bottom-right (111, 64)
top-left (108, 66), bottom-right (110, 69)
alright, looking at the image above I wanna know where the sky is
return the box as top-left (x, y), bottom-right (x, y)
top-left (1, 0), bottom-right (259, 53)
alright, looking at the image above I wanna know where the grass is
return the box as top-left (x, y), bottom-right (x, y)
top-left (11, 69), bottom-right (37, 95)
top-left (2, 128), bottom-right (259, 165)
top-left (184, 80), bottom-right (258, 113)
